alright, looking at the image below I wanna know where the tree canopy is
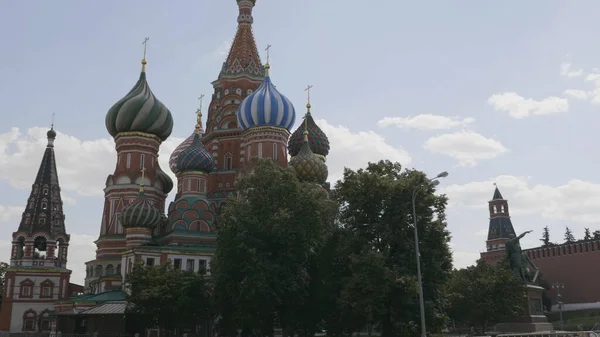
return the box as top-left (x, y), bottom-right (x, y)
top-left (125, 261), bottom-right (212, 332)
top-left (211, 159), bottom-right (336, 337)
top-left (321, 160), bottom-right (452, 337)
top-left (446, 261), bottom-right (526, 332)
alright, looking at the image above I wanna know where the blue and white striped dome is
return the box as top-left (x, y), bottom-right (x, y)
top-left (237, 68), bottom-right (296, 131)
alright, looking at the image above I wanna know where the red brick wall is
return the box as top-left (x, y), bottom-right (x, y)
top-left (524, 240), bottom-right (600, 304)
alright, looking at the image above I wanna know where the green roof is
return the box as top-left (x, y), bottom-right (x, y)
top-left (65, 290), bottom-right (126, 303)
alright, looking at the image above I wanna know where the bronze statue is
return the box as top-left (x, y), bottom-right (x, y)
top-left (506, 230), bottom-right (539, 283)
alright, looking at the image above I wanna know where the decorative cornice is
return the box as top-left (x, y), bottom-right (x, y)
top-left (115, 131), bottom-right (162, 142)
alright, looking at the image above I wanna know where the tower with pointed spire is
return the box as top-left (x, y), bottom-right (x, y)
top-left (85, 49), bottom-right (174, 293)
top-left (202, 0), bottom-right (266, 207)
top-left (0, 127), bottom-right (73, 333)
top-left (480, 186), bottom-right (517, 265)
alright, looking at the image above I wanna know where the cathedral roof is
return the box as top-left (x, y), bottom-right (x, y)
top-left (289, 117), bottom-right (328, 184)
top-left (120, 187), bottom-right (163, 229)
top-left (17, 127), bottom-right (67, 236)
top-left (105, 60), bottom-right (174, 141)
top-left (237, 65), bottom-right (296, 131)
top-left (176, 133), bottom-right (215, 174)
top-left (492, 186), bottom-right (504, 200)
top-left (218, 0), bottom-right (263, 79)
top-left (288, 104), bottom-right (330, 158)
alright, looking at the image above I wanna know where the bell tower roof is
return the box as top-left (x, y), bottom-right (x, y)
top-left (486, 186), bottom-right (515, 242)
top-left (17, 126), bottom-right (67, 236)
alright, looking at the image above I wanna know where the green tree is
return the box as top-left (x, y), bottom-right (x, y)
top-left (126, 261), bottom-right (212, 332)
top-left (211, 159), bottom-right (335, 337)
top-left (446, 261), bottom-right (526, 332)
top-left (540, 226), bottom-right (551, 246)
top-left (593, 230), bottom-right (600, 240)
top-left (324, 160), bottom-right (452, 337)
top-left (584, 228), bottom-right (592, 241)
top-left (0, 262), bottom-right (8, 309)
top-left (564, 227), bottom-right (575, 243)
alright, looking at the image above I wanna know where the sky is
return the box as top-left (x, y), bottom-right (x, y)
top-left (2, 0), bottom-right (600, 284)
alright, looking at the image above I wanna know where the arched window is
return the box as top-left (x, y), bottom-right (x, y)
top-left (40, 279), bottom-right (54, 298)
top-left (95, 265), bottom-right (103, 277)
top-left (38, 310), bottom-right (51, 332)
top-left (22, 310), bottom-right (36, 331)
top-left (19, 279), bottom-right (34, 299)
top-left (224, 153), bottom-right (233, 170)
top-left (105, 264), bottom-right (115, 275)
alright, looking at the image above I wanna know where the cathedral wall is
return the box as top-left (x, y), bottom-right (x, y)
top-left (524, 240), bottom-right (600, 304)
top-left (9, 302), bottom-right (54, 333)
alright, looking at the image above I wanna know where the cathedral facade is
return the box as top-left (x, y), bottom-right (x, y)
top-left (1, 0), bottom-right (331, 334)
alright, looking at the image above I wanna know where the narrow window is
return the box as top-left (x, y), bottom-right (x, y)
top-left (225, 153), bottom-right (233, 170)
top-left (140, 154), bottom-right (145, 169)
top-left (146, 258), bottom-right (155, 266)
top-left (126, 153), bottom-right (131, 168)
top-left (174, 258), bottom-right (182, 270)
top-left (186, 259), bottom-right (195, 271)
top-left (273, 143), bottom-right (278, 160)
top-left (258, 143), bottom-right (263, 158)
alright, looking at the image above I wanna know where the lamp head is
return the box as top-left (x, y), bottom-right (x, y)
top-left (437, 171), bottom-right (449, 178)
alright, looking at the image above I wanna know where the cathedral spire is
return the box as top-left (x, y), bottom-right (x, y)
top-left (19, 126), bottom-right (66, 234)
top-left (219, 0), bottom-right (263, 79)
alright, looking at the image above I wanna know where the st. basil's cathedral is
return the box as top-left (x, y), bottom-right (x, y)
top-left (0, 0), bottom-right (331, 334)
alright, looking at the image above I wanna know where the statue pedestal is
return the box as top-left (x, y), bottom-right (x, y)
top-left (493, 284), bottom-right (553, 334)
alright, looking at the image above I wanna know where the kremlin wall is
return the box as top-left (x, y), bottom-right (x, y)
top-left (480, 188), bottom-right (600, 307)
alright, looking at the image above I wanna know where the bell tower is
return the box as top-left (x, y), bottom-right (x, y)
top-left (480, 186), bottom-right (516, 265)
top-left (0, 127), bottom-right (72, 333)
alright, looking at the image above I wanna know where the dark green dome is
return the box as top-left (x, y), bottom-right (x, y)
top-left (120, 189), bottom-right (162, 229)
top-left (105, 61), bottom-right (174, 141)
top-left (289, 131), bottom-right (328, 184)
top-left (288, 108), bottom-right (329, 158)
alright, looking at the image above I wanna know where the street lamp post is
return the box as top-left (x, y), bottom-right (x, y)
top-left (552, 282), bottom-right (565, 330)
top-left (412, 171), bottom-right (449, 337)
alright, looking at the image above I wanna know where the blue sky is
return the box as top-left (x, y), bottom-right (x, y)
top-left (2, 0), bottom-right (600, 283)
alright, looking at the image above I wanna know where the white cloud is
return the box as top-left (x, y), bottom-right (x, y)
top-left (560, 62), bottom-right (584, 78)
top-left (0, 205), bottom-right (22, 223)
top-left (452, 250), bottom-right (481, 269)
top-left (488, 92), bottom-right (569, 119)
top-left (424, 131), bottom-right (508, 167)
top-left (316, 120), bottom-right (412, 182)
top-left (377, 114), bottom-right (475, 131)
top-left (0, 127), bottom-right (183, 198)
top-left (564, 89), bottom-right (588, 100)
top-left (442, 175), bottom-right (600, 224)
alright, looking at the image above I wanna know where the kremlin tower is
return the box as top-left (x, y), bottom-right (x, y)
top-left (480, 186), bottom-right (516, 265)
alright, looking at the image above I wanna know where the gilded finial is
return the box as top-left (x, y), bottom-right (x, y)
top-left (140, 166), bottom-right (147, 192)
top-left (264, 44), bottom-right (272, 76)
top-left (141, 37), bottom-right (150, 72)
top-left (304, 84), bottom-right (313, 113)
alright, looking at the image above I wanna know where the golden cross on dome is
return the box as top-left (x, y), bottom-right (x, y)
top-left (51, 112), bottom-right (56, 128)
top-left (142, 37), bottom-right (150, 60)
top-left (265, 44), bottom-right (272, 64)
top-left (304, 85), bottom-right (313, 105)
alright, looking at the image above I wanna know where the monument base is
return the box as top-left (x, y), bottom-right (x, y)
top-left (492, 284), bottom-right (553, 334)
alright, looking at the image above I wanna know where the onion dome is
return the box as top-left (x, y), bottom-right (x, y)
top-left (155, 163), bottom-right (174, 194)
top-left (105, 59), bottom-right (174, 141)
top-left (47, 127), bottom-right (57, 139)
top-left (288, 104), bottom-right (330, 158)
top-left (176, 132), bottom-right (215, 173)
top-left (169, 133), bottom-right (195, 174)
top-left (121, 187), bottom-right (162, 229)
top-left (289, 116), bottom-right (328, 184)
top-left (169, 108), bottom-right (205, 174)
top-left (237, 64), bottom-right (296, 131)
